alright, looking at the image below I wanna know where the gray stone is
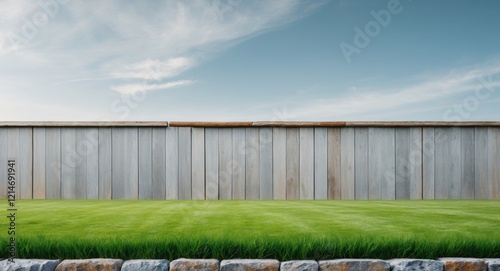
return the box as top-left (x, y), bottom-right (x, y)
top-left (485, 259), bottom-right (500, 271)
top-left (220, 259), bottom-right (280, 271)
top-left (281, 260), bottom-right (318, 271)
top-left (170, 259), bottom-right (219, 271)
top-left (439, 258), bottom-right (487, 271)
top-left (122, 260), bottom-right (170, 271)
top-left (390, 259), bottom-right (444, 271)
top-left (319, 259), bottom-right (390, 271)
top-left (0, 259), bottom-right (60, 271)
top-left (55, 258), bottom-right (123, 271)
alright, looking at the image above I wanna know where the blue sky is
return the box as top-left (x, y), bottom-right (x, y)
top-left (1, 0), bottom-right (500, 121)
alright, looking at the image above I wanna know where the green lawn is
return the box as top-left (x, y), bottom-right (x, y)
top-left (4, 200), bottom-right (500, 260)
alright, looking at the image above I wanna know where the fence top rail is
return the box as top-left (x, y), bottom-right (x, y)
top-left (1, 121), bottom-right (500, 127)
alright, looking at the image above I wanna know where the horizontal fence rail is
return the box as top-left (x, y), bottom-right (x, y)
top-left (0, 122), bottom-right (499, 200)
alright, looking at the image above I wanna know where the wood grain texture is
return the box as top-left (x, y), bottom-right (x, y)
top-left (409, 128), bottom-right (423, 199)
top-left (286, 128), bottom-right (300, 200)
top-left (434, 128), bottom-right (461, 199)
top-left (369, 128), bottom-right (396, 200)
top-left (165, 127), bottom-right (179, 199)
top-left (98, 128), bottom-right (112, 199)
top-left (245, 128), bottom-right (260, 199)
top-left (19, 128), bottom-right (33, 199)
top-left (0, 129), bottom-right (7, 198)
top-left (314, 128), bottom-right (327, 199)
top-left (112, 128), bottom-right (139, 199)
top-left (488, 128), bottom-right (500, 199)
top-left (218, 128), bottom-right (232, 200)
top-left (422, 127), bottom-right (435, 199)
top-left (259, 128), bottom-right (273, 200)
top-left (395, 128), bottom-right (410, 199)
top-left (299, 128), bottom-right (314, 200)
top-left (191, 127), bottom-right (205, 200)
top-left (86, 128), bottom-right (99, 199)
top-left (232, 128), bottom-right (246, 199)
top-left (272, 128), bottom-right (287, 200)
top-left (178, 127), bottom-right (192, 199)
top-left (340, 128), bottom-right (355, 199)
top-left (45, 128), bottom-right (61, 199)
top-left (152, 128), bottom-right (166, 200)
top-left (327, 128), bottom-right (341, 199)
top-left (138, 128), bottom-right (152, 199)
top-left (74, 129), bottom-right (87, 199)
top-left (461, 128), bottom-right (475, 199)
top-left (355, 128), bottom-right (369, 200)
top-left (205, 128), bottom-right (219, 200)
top-left (61, 128), bottom-right (76, 199)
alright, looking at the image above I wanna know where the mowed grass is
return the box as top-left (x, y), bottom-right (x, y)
top-left (4, 200), bottom-right (500, 260)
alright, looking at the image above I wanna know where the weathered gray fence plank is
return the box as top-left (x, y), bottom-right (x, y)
top-left (395, 128), bottom-right (410, 199)
top-left (192, 128), bottom-right (205, 200)
top-left (461, 128), bottom-right (475, 199)
top-left (61, 128), bottom-right (76, 199)
top-left (369, 128), bottom-right (395, 200)
top-left (19, 128), bottom-right (33, 199)
top-left (98, 128), bottom-right (112, 199)
top-left (489, 128), bottom-right (500, 199)
top-left (355, 128), bottom-right (369, 200)
top-left (314, 128), bottom-right (327, 199)
top-left (246, 128), bottom-right (260, 199)
top-left (422, 127), bottom-right (435, 199)
top-left (327, 128), bottom-right (341, 199)
top-left (112, 128), bottom-right (139, 199)
top-left (232, 128), bottom-right (246, 199)
top-left (165, 127), bottom-right (179, 199)
top-left (340, 128), bottom-right (355, 199)
top-left (7, 128), bottom-right (20, 199)
top-left (45, 128), bottom-right (61, 199)
top-left (32, 128), bottom-right (45, 199)
top-left (205, 128), bottom-right (219, 200)
top-left (286, 128), bottom-right (300, 199)
top-left (86, 128), bottom-right (99, 199)
top-left (152, 128), bottom-right (166, 200)
top-left (273, 128), bottom-right (287, 200)
top-left (300, 128), bottom-right (314, 200)
top-left (74, 129), bottom-right (87, 199)
top-left (409, 128), bottom-right (422, 199)
top-left (474, 127), bottom-right (489, 199)
top-left (219, 128), bottom-right (232, 200)
top-left (259, 128), bottom-right (273, 200)
top-left (435, 128), bottom-right (462, 199)
top-left (178, 127), bottom-right (192, 200)
top-left (139, 128), bottom-right (152, 199)
top-left (0, 129), bottom-right (7, 199)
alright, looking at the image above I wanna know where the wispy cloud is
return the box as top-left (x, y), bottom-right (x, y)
top-left (110, 79), bottom-right (194, 95)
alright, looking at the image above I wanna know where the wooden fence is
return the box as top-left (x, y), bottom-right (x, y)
top-left (0, 121), bottom-right (499, 200)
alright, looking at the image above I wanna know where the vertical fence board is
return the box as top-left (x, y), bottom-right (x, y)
top-left (192, 128), bottom-right (205, 200)
top-left (86, 128), bottom-right (99, 199)
top-left (409, 128), bottom-right (423, 199)
top-left (19, 128), bottom-right (33, 199)
top-left (435, 128), bottom-right (462, 199)
top-left (33, 128), bottom-right (46, 199)
top-left (61, 128), bottom-right (76, 199)
top-left (74, 129), bottom-right (87, 199)
top-left (219, 128), bottom-right (232, 200)
top-left (299, 128), bottom-right (314, 200)
top-left (139, 128), bottom-right (152, 199)
top-left (355, 128), bottom-right (369, 200)
top-left (272, 128), bottom-right (287, 200)
top-left (205, 128), bottom-right (219, 200)
top-left (327, 128), bottom-right (341, 199)
top-left (422, 127), bottom-right (435, 199)
top-left (474, 128), bottom-right (489, 199)
top-left (112, 128), bottom-right (139, 199)
top-left (369, 128), bottom-right (395, 200)
top-left (98, 128), bottom-right (112, 199)
top-left (45, 128), bottom-right (61, 199)
top-left (286, 128), bottom-right (300, 199)
top-left (232, 128), bottom-right (246, 199)
top-left (166, 127), bottom-right (179, 199)
top-left (395, 128), bottom-right (410, 199)
top-left (340, 128), bottom-right (355, 199)
top-left (152, 128), bottom-right (166, 200)
top-left (314, 128), bottom-right (327, 200)
top-left (7, 128), bottom-right (20, 199)
top-left (178, 127), bottom-right (192, 200)
top-left (0, 129), bottom-right (7, 199)
top-left (259, 128), bottom-right (273, 200)
top-left (461, 128), bottom-right (475, 199)
top-left (246, 128), bottom-right (260, 200)
top-left (489, 128), bottom-right (500, 199)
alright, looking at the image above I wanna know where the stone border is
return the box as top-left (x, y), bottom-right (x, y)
top-left (0, 258), bottom-right (498, 271)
